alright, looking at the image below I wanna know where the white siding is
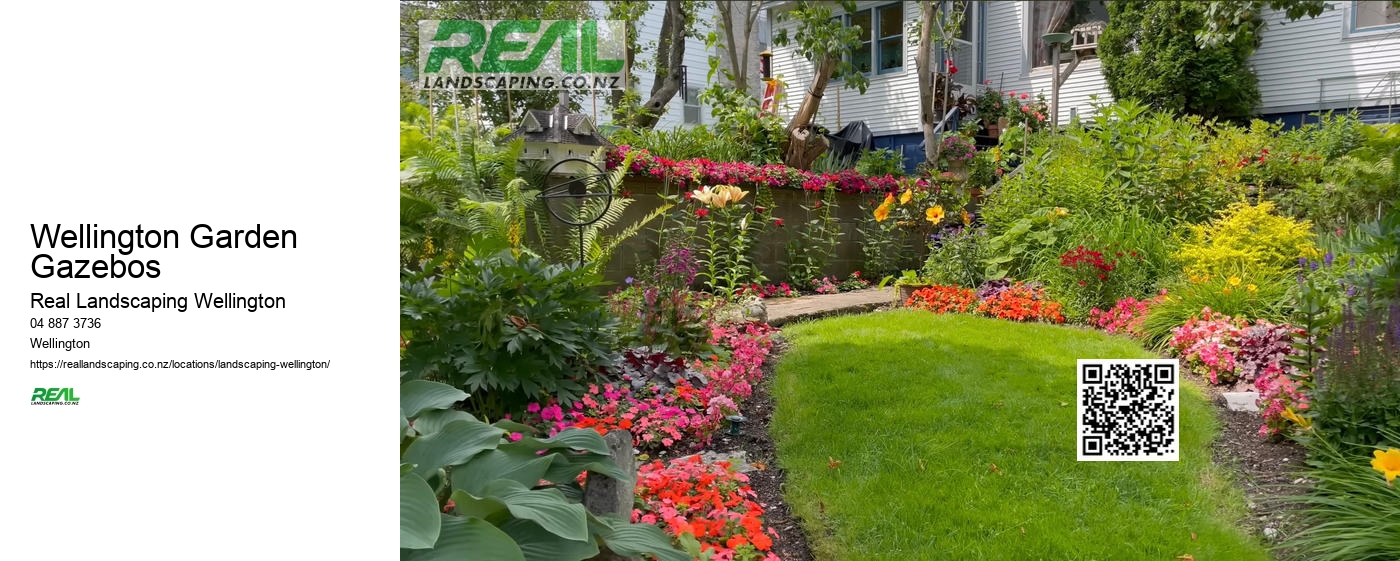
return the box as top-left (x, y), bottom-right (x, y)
top-left (1251, 2), bottom-right (1400, 113)
top-left (982, 1), bottom-right (1112, 126)
top-left (768, 1), bottom-right (923, 136)
top-left (590, 1), bottom-right (720, 130)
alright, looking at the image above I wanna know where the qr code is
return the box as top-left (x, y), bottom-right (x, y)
top-left (1077, 359), bottom-right (1179, 462)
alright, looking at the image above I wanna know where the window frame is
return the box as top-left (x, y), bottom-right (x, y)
top-left (682, 86), bottom-right (702, 125)
top-left (1350, 0), bottom-right (1400, 34)
top-left (832, 2), bottom-right (905, 80)
top-left (1024, 0), bottom-right (1108, 72)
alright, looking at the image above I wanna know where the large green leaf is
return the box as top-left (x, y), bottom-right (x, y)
top-left (590, 514), bottom-right (692, 561)
top-left (402, 419), bottom-right (504, 478)
top-left (413, 409), bottom-right (478, 436)
top-left (481, 479), bottom-right (589, 542)
top-left (402, 515), bottom-right (525, 561)
top-left (510, 427), bottom-right (610, 455)
top-left (499, 519), bottom-right (600, 561)
top-left (401, 380), bottom-right (469, 420)
top-left (451, 447), bottom-right (555, 496)
top-left (400, 473), bottom-right (442, 550)
top-left (448, 489), bottom-right (508, 520)
top-left (541, 453), bottom-right (629, 482)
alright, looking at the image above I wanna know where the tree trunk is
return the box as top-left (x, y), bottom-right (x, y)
top-left (633, 0), bottom-right (688, 130)
top-left (782, 56), bottom-right (838, 169)
top-left (716, 0), bottom-right (763, 94)
top-left (918, 1), bottom-right (937, 165)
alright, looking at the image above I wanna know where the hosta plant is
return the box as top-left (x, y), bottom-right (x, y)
top-left (399, 379), bottom-right (689, 561)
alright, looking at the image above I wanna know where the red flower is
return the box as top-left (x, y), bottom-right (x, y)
top-left (774, 218), bottom-right (785, 227)
top-left (695, 208), bottom-right (708, 218)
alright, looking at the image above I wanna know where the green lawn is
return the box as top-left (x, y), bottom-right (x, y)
top-left (772, 310), bottom-right (1271, 560)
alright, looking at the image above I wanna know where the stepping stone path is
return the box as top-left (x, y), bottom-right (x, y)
top-left (765, 287), bottom-right (897, 327)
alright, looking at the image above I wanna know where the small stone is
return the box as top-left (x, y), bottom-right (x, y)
top-left (1219, 391), bottom-right (1261, 412)
top-left (1263, 527), bottom-right (1279, 541)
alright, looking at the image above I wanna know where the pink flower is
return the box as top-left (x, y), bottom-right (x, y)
top-left (1021, 105), bottom-right (1030, 113)
top-left (1020, 93), bottom-right (1029, 100)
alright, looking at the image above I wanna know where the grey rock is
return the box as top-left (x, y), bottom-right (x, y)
top-left (1219, 391), bottom-right (1261, 412)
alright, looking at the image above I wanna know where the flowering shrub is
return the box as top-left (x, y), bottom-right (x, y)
top-left (523, 322), bottom-right (776, 452)
top-left (1255, 361), bottom-right (1310, 437)
top-left (633, 455), bottom-right (780, 561)
top-left (812, 277), bottom-right (839, 294)
top-left (1168, 308), bottom-right (1244, 385)
top-left (607, 146), bottom-right (914, 195)
top-left (906, 285), bottom-right (979, 314)
top-left (975, 282), bottom-right (1066, 323)
top-left (1176, 201), bottom-right (1319, 277)
top-left (939, 134), bottom-right (977, 167)
top-left (838, 271), bottom-right (871, 291)
top-left (738, 282), bottom-right (795, 299)
top-left (1088, 292), bottom-right (1165, 337)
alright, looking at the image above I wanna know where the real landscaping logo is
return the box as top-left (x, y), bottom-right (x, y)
top-left (417, 20), bottom-right (626, 90)
top-left (31, 387), bottom-right (80, 405)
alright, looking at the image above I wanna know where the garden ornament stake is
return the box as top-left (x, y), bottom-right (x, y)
top-left (1042, 31), bottom-right (1074, 132)
top-left (538, 157), bottom-right (613, 268)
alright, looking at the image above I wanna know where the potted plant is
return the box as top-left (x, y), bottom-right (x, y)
top-left (974, 87), bottom-right (1005, 137)
top-left (938, 133), bottom-right (977, 178)
top-left (890, 269), bottom-right (932, 305)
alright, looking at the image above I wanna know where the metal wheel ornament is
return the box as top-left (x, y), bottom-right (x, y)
top-left (537, 157), bottom-right (614, 267)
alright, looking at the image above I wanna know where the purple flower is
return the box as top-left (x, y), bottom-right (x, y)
top-left (625, 276), bottom-right (635, 284)
top-left (1309, 260), bottom-right (1318, 271)
top-left (1323, 252), bottom-right (1334, 267)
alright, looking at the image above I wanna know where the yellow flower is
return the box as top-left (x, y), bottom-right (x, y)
top-left (882, 193), bottom-right (895, 206)
top-left (692, 185), bottom-right (748, 208)
top-left (899, 189), bottom-right (913, 205)
top-left (1054, 207), bottom-right (1069, 217)
top-left (1246, 284), bottom-right (1257, 293)
top-left (1228, 276), bottom-right (1242, 287)
top-left (1280, 407), bottom-right (1311, 430)
top-left (1373, 448), bottom-right (1400, 486)
top-left (926, 205), bottom-right (945, 224)
top-left (962, 210), bottom-right (972, 226)
top-left (874, 203), bottom-right (892, 222)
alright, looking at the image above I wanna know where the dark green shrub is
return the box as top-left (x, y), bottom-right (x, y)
top-left (921, 225), bottom-right (988, 288)
top-left (855, 148), bottom-right (906, 177)
top-left (399, 250), bottom-right (619, 418)
top-left (1099, 1), bottom-right (1259, 121)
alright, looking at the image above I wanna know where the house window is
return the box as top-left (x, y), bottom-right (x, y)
top-left (1354, 1), bottom-right (1400, 31)
top-left (835, 3), bottom-right (904, 76)
top-left (683, 86), bottom-right (701, 124)
top-left (1028, 1), bottom-right (1108, 68)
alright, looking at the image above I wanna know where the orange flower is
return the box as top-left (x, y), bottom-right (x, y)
top-left (874, 202), bottom-right (892, 222)
top-left (751, 532), bottom-right (773, 551)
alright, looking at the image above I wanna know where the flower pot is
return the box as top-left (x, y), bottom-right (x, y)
top-left (986, 124), bottom-right (1000, 138)
top-left (897, 284), bottom-right (930, 306)
top-left (948, 160), bottom-right (969, 179)
top-left (997, 117), bottom-right (1010, 130)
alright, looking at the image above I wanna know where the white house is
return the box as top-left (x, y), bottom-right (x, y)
top-left (587, 1), bottom-right (770, 130)
top-left (766, 1), bottom-right (1400, 165)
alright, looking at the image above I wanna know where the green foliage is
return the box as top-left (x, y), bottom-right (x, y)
top-left (1347, 207), bottom-right (1400, 303)
top-left (921, 225), bottom-right (988, 288)
top-left (1197, 1), bottom-right (1328, 49)
top-left (699, 84), bottom-right (788, 165)
top-left (1031, 212), bottom-right (1179, 322)
top-left (1101, 1), bottom-right (1259, 121)
top-left (1273, 120), bottom-right (1399, 232)
top-left (1138, 269), bottom-right (1293, 348)
top-left (1309, 300), bottom-right (1400, 448)
top-left (398, 379), bottom-right (690, 561)
top-left (855, 148), bottom-right (906, 178)
top-left (1177, 201), bottom-right (1318, 277)
top-left (399, 251), bottom-right (619, 418)
top-left (692, 186), bottom-right (766, 297)
top-left (982, 207), bottom-right (1076, 280)
top-left (981, 134), bottom-right (1114, 233)
top-left (608, 286), bottom-right (716, 358)
top-left (1280, 426), bottom-right (1400, 561)
top-left (772, 1), bottom-right (870, 93)
top-left (785, 188), bottom-right (840, 289)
